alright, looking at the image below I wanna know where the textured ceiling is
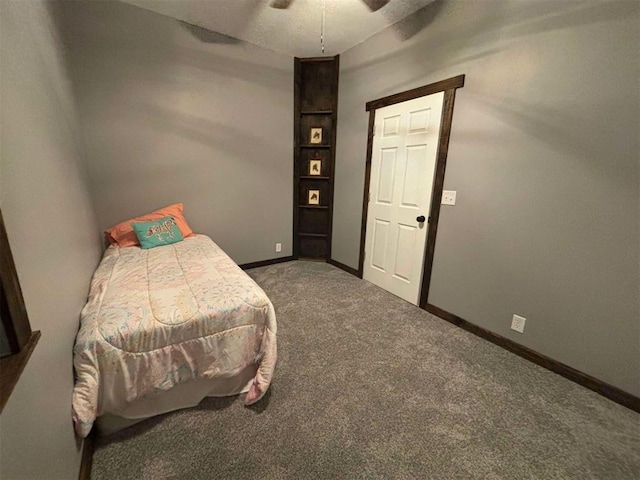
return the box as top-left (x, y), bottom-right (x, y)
top-left (120, 0), bottom-right (435, 57)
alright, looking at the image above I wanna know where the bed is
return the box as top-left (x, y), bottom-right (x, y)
top-left (72, 233), bottom-right (277, 438)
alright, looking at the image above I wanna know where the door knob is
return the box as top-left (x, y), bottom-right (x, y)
top-left (416, 215), bottom-right (426, 223)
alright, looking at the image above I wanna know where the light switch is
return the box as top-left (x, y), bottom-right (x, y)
top-left (442, 190), bottom-right (457, 205)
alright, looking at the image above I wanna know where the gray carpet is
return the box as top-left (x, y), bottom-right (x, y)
top-left (91, 261), bottom-right (640, 479)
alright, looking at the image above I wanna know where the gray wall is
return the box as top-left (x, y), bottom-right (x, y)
top-left (333, 0), bottom-right (639, 396)
top-left (53, 0), bottom-right (293, 265)
top-left (0, 1), bottom-right (103, 478)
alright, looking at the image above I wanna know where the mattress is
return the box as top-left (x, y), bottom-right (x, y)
top-left (72, 234), bottom-right (277, 438)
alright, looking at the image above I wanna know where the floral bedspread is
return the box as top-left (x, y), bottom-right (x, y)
top-left (72, 235), bottom-right (277, 437)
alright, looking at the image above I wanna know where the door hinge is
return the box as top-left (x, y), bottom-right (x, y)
top-left (428, 216), bottom-right (431, 223)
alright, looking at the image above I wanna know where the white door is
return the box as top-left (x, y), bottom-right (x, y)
top-left (363, 92), bottom-right (445, 305)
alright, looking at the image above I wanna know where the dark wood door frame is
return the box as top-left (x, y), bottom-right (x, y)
top-left (357, 74), bottom-right (465, 309)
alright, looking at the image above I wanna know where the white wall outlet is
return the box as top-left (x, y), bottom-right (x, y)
top-left (511, 314), bottom-right (526, 333)
top-left (442, 190), bottom-right (457, 205)
top-left (275, 243), bottom-right (282, 253)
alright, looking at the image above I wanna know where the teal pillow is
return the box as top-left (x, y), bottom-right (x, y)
top-left (131, 216), bottom-right (184, 249)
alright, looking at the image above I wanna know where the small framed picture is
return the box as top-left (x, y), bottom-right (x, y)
top-left (309, 127), bottom-right (323, 144)
top-left (309, 159), bottom-right (322, 176)
top-left (308, 189), bottom-right (320, 205)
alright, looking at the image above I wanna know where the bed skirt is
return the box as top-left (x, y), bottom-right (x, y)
top-left (95, 364), bottom-right (257, 436)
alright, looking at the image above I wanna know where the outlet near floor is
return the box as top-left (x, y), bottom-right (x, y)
top-left (511, 314), bottom-right (526, 333)
top-left (275, 243), bottom-right (282, 253)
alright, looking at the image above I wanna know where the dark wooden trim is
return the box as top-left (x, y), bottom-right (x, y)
top-left (366, 74), bottom-right (465, 111)
top-left (425, 303), bottom-right (640, 413)
top-left (0, 331), bottom-right (41, 413)
top-left (299, 233), bottom-right (327, 238)
top-left (357, 109), bottom-right (376, 278)
top-left (0, 208), bottom-right (40, 413)
top-left (419, 88), bottom-right (458, 308)
top-left (1, 209), bottom-right (32, 352)
top-left (327, 258), bottom-right (360, 278)
top-left (293, 57), bottom-right (302, 259)
top-left (239, 256), bottom-right (295, 270)
top-left (301, 110), bottom-right (333, 115)
top-left (78, 428), bottom-right (96, 480)
top-left (299, 56), bottom-right (335, 62)
top-left (326, 54), bottom-right (339, 260)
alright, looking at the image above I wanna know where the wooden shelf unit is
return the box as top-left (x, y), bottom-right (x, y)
top-left (300, 176), bottom-right (330, 180)
top-left (293, 56), bottom-right (339, 260)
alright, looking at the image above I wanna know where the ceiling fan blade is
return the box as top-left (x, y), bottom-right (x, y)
top-left (270, 0), bottom-right (294, 9)
top-left (361, 0), bottom-right (390, 12)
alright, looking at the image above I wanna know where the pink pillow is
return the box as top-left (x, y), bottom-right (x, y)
top-left (105, 203), bottom-right (194, 247)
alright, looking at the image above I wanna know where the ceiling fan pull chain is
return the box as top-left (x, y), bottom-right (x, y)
top-left (321, 0), bottom-right (326, 54)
